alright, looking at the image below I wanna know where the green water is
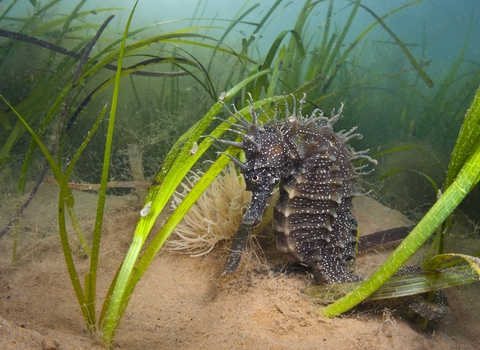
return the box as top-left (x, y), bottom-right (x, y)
top-left (1, 0), bottom-right (479, 224)
top-left (0, 2), bottom-right (479, 344)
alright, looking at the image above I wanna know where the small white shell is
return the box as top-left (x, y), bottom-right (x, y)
top-left (140, 201), bottom-right (152, 217)
top-left (436, 189), bottom-right (443, 200)
top-left (189, 141), bottom-right (199, 155)
top-left (218, 91), bottom-right (226, 101)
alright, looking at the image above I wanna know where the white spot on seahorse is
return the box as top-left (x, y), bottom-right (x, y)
top-left (140, 201), bottom-right (152, 217)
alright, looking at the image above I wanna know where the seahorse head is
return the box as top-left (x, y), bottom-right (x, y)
top-left (220, 101), bottom-right (290, 226)
top-left (240, 125), bottom-right (288, 226)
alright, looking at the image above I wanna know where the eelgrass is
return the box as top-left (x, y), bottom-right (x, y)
top-left (0, 95), bottom-right (107, 326)
top-left (280, 0), bottom-right (432, 106)
top-left (307, 266), bottom-right (478, 303)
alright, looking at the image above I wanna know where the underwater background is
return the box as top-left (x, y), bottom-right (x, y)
top-left (1, 1), bottom-right (480, 348)
top-left (1, 0), bottom-right (479, 216)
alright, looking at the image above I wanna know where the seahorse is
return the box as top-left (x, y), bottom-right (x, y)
top-left (218, 95), bottom-right (376, 284)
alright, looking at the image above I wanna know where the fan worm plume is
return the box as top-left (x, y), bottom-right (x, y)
top-left (168, 164), bottom-right (251, 257)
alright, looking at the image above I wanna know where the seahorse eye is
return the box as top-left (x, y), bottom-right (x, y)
top-left (251, 174), bottom-right (260, 182)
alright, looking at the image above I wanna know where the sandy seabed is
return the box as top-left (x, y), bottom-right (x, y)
top-left (1, 183), bottom-right (479, 349)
